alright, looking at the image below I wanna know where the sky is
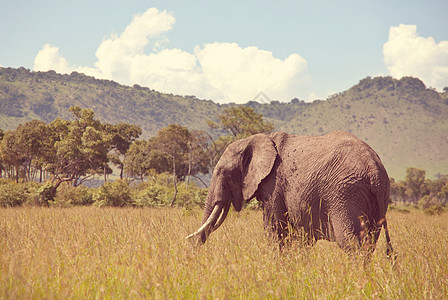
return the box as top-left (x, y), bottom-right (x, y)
top-left (1, 0), bottom-right (447, 104)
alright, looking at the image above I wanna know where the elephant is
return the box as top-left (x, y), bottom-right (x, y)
top-left (186, 131), bottom-right (394, 257)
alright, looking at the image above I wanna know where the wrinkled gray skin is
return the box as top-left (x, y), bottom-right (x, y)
top-left (189, 131), bottom-right (393, 256)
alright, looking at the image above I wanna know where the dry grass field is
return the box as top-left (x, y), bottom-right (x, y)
top-left (1, 207), bottom-right (447, 299)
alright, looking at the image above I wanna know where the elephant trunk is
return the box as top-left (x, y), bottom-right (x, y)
top-left (185, 180), bottom-right (231, 243)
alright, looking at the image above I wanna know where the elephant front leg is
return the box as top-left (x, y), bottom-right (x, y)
top-left (262, 201), bottom-right (289, 248)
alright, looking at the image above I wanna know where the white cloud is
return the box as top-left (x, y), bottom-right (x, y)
top-left (93, 7), bottom-right (176, 83)
top-left (33, 44), bottom-right (74, 74)
top-left (195, 42), bottom-right (310, 102)
top-left (383, 24), bottom-right (448, 90)
top-left (32, 7), bottom-right (311, 103)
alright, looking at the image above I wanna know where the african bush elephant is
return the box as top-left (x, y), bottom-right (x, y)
top-left (186, 131), bottom-right (394, 257)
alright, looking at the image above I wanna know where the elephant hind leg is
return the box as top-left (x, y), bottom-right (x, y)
top-left (329, 211), bottom-right (362, 253)
top-left (331, 213), bottom-right (386, 258)
top-left (359, 215), bottom-right (381, 254)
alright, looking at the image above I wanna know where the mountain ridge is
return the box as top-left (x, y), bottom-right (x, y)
top-left (1, 67), bottom-right (447, 180)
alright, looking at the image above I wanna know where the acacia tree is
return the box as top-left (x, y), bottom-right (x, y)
top-left (123, 138), bottom-right (170, 181)
top-left (44, 106), bottom-right (110, 199)
top-left (156, 124), bottom-right (192, 206)
top-left (0, 130), bottom-right (25, 182)
top-left (187, 130), bottom-right (212, 187)
top-left (18, 120), bottom-right (51, 182)
top-left (405, 167), bottom-right (427, 202)
top-left (207, 106), bottom-right (274, 139)
top-left (439, 182), bottom-right (448, 204)
top-left (124, 140), bottom-right (152, 181)
top-left (0, 121), bottom-right (51, 182)
top-left (207, 105), bottom-right (274, 171)
top-left (105, 122), bottom-right (142, 180)
top-left (390, 178), bottom-right (407, 203)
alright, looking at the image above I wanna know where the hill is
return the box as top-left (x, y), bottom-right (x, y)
top-left (1, 67), bottom-right (447, 179)
top-left (248, 76), bottom-right (448, 180)
top-left (0, 67), bottom-right (221, 138)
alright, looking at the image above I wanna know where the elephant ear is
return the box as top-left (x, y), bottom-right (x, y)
top-left (241, 134), bottom-right (278, 201)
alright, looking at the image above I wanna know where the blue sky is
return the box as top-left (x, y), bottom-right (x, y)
top-left (1, 0), bottom-right (447, 103)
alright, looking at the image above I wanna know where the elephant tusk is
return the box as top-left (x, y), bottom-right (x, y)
top-left (185, 203), bottom-right (223, 239)
top-left (212, 202), bottom-right (230, 232)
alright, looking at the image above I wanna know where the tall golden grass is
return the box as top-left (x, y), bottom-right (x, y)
top-left (1, 207), bottom-right (447, 299)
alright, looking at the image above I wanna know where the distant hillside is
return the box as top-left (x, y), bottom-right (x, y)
top-left (248, 76), bottom-right (448, 180)
top-left (1, 67), bottom-right (447, 179)
top-left (0, 67), bottom-right (221, 137)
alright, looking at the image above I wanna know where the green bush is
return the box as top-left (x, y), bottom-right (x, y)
top-left (0, 179), bottom-right (45, 207)
top-left (133, 176), bottom-right (207, 208)
top-left (0, 174), bottom-right (207, 208)
top-left (74, 185), bottom-right (95, 206)
top-left (388, 204), bottom-right (411, 213)
top-left (173, 182), bottom-right (208, 209)
top-left (0, 179), bottom-right (29, 207)
top-left (36, 181), bottom-right (56, 205)
top-left (133, 183), bottom-right (168, 207)
top-left (51, 183), bottom-right (95, 207)
top-left (424, 205), bottom-right (444, 215)
top-left (418, 195), bottom-right (439, 210)
top-left (94, 179), bottom-right (132, 207)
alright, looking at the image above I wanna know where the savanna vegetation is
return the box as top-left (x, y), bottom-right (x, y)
top-left (389, 167), bottom-right (448, 215)
top-left (1, 67), bottom-right (448, 298)
top-left (1, 207), bottom-right (447, 298)
top-left (1, 67), bottom-right (447, 179)
top-left (1, 104), bottom-right (446, 212)
top-left (0, 105), bottom-right (274, 208)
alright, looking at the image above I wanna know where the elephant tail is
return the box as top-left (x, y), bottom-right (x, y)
top-left (370, 171), bottom-right (396, 260)
top-left (377, 218), bottom-right (396, 260)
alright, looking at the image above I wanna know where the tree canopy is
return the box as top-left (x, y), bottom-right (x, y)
top-left (0, 106), bottom-right (143, 202)
top-left (208, 106), bottom-right (274, 139)
top-left (206, 106), bottom-right (275, 169)
top-left (1, 104), bottom-right (448, 209)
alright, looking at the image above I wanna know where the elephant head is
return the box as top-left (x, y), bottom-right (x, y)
top-left (186, 134), bottom-right (278, 243)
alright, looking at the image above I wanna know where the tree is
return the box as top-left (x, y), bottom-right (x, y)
top-left (44, 106), bottom-right (110, 199)
top-left (207, 106), bottom-right (274, 171)
top-left (105, 123), bottom-right (142, 180)
top-left (405, 167), bottom-right (427, 202)
top-left (22, 120), bottom-right (52, 182)
top-left (124, 140), bottom-right (152, 181)
top-left (390, 178), bottom-right (407, 203)
top-left (155, 124), bottom-right (192, 206)
top-left (186, 130), bottom-right (211, 187)
top-left (0, 120), bottom-right (52, 183)
top-left (208, 106), bottom-right (274, 139)
top-left (0, 130), bottom-right (24, 182)
top-left (123, 139), bottom-right (170, 181)
top-left (438, 182), bottom-right (448, 204)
